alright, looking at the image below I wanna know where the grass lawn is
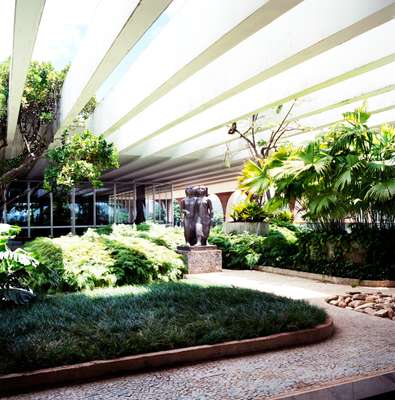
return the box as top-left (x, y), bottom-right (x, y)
top-left (0, 283), bottom-right (327, 375)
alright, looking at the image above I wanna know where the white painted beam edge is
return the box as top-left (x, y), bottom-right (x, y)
top-left (7, 0), bottom-right (45, 155)
top-left (92, 0), bottom-right (303, 137)
top-left (55, 0), bottom-right (173, 140)
top-left (109, 0), bottom-right (395, 154)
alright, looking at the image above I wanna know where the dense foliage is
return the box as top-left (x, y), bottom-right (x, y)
top-left (0, 282), bottom-right (326, 374)
top-left (24, 226), bottom-right (185, 293)
top-left (293, 225), bottom-right (395, 280)
top-left (210, 223), bottom-right (394, 280)
top-left (230, 200), bottom-right (270, 222)
top-left (0, 224), bottom-right (38, 304)
top-left (239, 106), bottom-right (395, 227)
top-left (0, 60), bottom-right (68, 186)
top-left (44, 130), bottom-right (119, 193)
top-left (230, 199), bottom-right (294, 224)
top-left (209, 224), bottom-right (298, 269)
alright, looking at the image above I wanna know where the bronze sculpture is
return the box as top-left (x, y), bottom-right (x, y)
top-left (180, 185), bottom-right (213, 246)
top-left (194, 185), bottom-right (213, 246)
top-left (180, 186), bottom-right (197, 246)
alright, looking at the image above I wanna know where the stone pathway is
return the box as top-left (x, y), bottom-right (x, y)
top-left (3, 270), bottom-right (395, 400)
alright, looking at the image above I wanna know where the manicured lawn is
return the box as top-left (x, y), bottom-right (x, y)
top-left (0, 282), bottom-right (327, 375)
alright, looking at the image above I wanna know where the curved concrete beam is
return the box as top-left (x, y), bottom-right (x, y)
top-left (7, 0), bottom-right (45, 155)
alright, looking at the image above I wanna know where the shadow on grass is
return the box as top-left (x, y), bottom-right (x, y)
top-left (0, 282), bottom-right (327, 375)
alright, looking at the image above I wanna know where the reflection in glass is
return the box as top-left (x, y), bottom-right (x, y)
top-left (6, 182), bottom-right (28, 226)
top-left (75, 187), bottom-right (94, 225)
top-left (30, 186), bottom-right (50, 226)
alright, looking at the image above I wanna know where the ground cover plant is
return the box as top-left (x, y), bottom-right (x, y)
top-left (0, 282), bottom-right (327, 375)
top-left (24, 225), bottom-right (185, 293)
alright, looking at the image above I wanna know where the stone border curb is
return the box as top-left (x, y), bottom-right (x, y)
top-left (0, 318), bottom-right (334, 395)
top-left (270, 368), bottom-right (395, 400)
top-left (256, 266), bottom-right (395, 287)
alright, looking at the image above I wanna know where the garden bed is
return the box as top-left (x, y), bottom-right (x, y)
top-left (0, 282), bottom-right (327, 376)
top-left (256, 266), bottom-right (395, 287)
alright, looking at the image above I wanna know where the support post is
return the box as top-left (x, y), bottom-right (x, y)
top-left (2, 186), bottom-right (7, 223)
top-left (133, 182), bottom-right (137, 224)
top-left (93, 188), bottom-right (97, 227)
top-left (50, 192), bottom-right (54, 238)
top-left (113, 183), bottom-right (117, 224)
top-left (27, 182), bottom-right (31, 238)
top-left (170, 183), bottom-right (174, 226)
top-left (152, 184), bottom-right (156, 223)
top-left (71, 188), bottom-right (76, 235)
top-left (165, 186), bottom-right (168, 225)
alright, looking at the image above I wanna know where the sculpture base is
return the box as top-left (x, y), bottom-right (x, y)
top-left (177, 245), bottom-right (222, 274)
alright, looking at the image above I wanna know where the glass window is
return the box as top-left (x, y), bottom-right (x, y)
top-left (6, 182), bottom-right (28, 226)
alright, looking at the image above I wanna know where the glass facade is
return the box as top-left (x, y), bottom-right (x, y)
top-left (3, 181), bottom-right (174, 239)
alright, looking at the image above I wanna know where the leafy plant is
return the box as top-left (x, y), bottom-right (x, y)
top-left (270, 106), bottom-right (395, 226)
top-left (136, 222), bottom-right (151, 231)
top-left (44, 130), bottom-right (119, 193)
top-left (230, 200), bottom-right (270, 222)
top-left (23, 237), bottom-right (65, 293)
top-left (209, 225), bottom-right (297, 269)
top-left (0, 224), bottom-right (38, 304)
top-left (24, 226), bottom-right (185, 293)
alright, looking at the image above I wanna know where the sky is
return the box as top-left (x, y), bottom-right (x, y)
top-left (0, 0), bottom-right (186, 100)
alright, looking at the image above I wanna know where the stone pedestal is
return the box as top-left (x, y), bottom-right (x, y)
top-left (177, 245), bottom-right (222, 274)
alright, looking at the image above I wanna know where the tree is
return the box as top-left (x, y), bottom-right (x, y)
top-left (0, 60), bottom-right (67, 187)
top-left (229, 101), bottom-right (305, 207)
top-left (44, 130), bottom-right (119, 194)
top-left (227, 100), bottom-right (305, 162)
top-left (0, 59), bottom-right (105, 220)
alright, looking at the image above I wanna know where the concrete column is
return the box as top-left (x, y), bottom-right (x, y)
top-left (216, 191), bottom-right (234, 220)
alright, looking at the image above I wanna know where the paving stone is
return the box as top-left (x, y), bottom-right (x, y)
top-left (3, 270), bottom-right (395, 400)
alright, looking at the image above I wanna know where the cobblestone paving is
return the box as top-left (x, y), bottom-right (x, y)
top-left (3, 270), bottom-right (395, 400)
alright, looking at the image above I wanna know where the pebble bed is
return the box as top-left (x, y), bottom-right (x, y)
top-left (325, 291), bottom-right (395, 320)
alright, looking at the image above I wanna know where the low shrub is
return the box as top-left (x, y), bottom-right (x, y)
top-left (209, 225), bottom-right (297, 269)
top-left (24, 237), bottom-right (65, 293)
top-left (212, 223), bottom-right (394, 280)
top-left (136, 222), bottom-right (150, 231)
top-left (110, 224), bottom-right (184, 250)
top-left (24, 227), bottom-right (185, 293)
top-left (104, 236), bottom-right (184, 284)
top-left (230, 200), bottom-right (269, 222)
top-left (27, 235), bottom-right (116, 292)
top-left (94, 225), bottom-right (113, 235)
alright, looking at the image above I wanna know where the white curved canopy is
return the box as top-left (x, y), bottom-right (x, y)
top-left (2, 0), bottom-right (395, 189)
